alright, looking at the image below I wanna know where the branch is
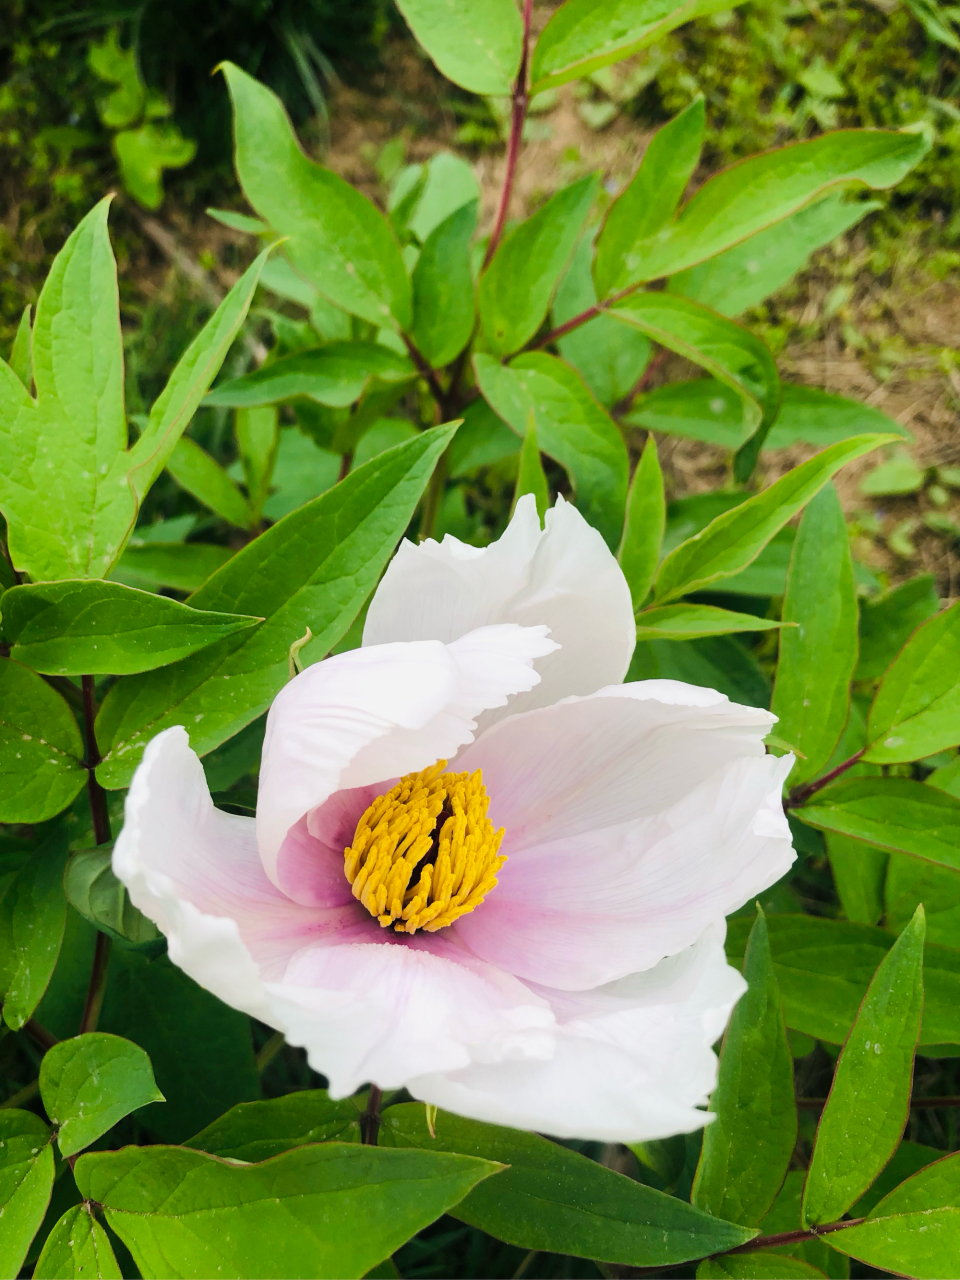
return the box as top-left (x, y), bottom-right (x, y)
top-left (361, 1085), bottom-right (384, 1145)
top-left (527, 281), bottom-right (643, 352)
top-left (785, 749), bottom-right (865, 810)
top-left (724, 1217), bottom-right (866, 1256)
top-left (482, 0), bottom-right (534, 269)
top-left (401, 334), bottom-right (447, 414)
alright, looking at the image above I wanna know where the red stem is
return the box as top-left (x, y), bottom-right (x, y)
top-left (724, 1218), bottom-right (866, 1256)
top-left (482, 0), bottom-right (534, 270)
top-left (528, 281), bottom-right (642, 351)
top-left (361, 1085), bottom-right (383, 1145)
top-left (786, 749), bottom-right (865, 810)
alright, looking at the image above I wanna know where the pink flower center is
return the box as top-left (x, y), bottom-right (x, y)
top-left (342, 759), bottom-right (506, 935)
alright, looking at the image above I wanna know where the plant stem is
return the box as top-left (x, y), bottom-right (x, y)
top-left (785, 749), bottom-right (865, 810)
top-left (483, 0), bottom-right (534, 270)
top-left (724, 1218), bottom-right (866, 1256)
top-left (361, 1085), bottom-right (383, 1145)
top-left (528, 281), bottom-right (643, 352)
top-left (23, 1018), bottom-right (58, 1051)
top-left (612, 348), bottom-right (669, 418)
top-left (256, 1030), bottom-right (286, 1073)
top-left (79, 932), bottom-right (112, 1035)
top-left (0, 1078), bottom-right (40, 1110)
top-left (80, 675), bottom-right (113, 1036)
top-left (402, 335), bottom-right (447, 413)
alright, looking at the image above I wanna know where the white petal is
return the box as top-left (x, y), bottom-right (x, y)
top-left (363, 495), bottom-right (635, 717)
top-left (264, 938), bottom-right (556, 1098)
top-left (409, 930), bottom-right (745, 1142)
top-left (256, 624), bottom-right (556, 883)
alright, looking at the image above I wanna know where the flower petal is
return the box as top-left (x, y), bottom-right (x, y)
top-left (256, 624), bottom-right (556, 884)
top-left (408, 929), bottom-right (745, 1142)
top-left (112, 727), bottom-right (339, 1024)
top-left (363, 495), bottom-right (635, 717)
top-left (264, 937), bottom-right (556, 1098)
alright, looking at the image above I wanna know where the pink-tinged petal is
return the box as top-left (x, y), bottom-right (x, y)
top-left (112, 727), bottom-right (358, 1024)
top-left (264, 938), bottom-right (556, 1098)
top-left (408, 930), bottom-right (745, 1142)
top-left (363, 495), bottom-right (635, 717)
top-left (256, 624), bottom-right (556, 884)
top-left (455, 750), bottom-right (793, 989)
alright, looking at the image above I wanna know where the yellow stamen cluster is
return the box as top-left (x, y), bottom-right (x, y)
top-left (343, 760), bottom-right (506, 934)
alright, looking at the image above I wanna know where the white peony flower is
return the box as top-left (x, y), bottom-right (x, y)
top-left (113, 496), bottom-right (795, 1142)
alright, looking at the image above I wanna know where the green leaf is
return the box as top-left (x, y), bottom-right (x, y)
top-left (10, 303), bottom-right (32, 389)
top-left (530, 0), bottom-right (743, 93)
top-left (886, 852), bottom-right (960, 949)
top-left (635, 604), bottom-right (786, 641)
top-left (850, 1140), bottom-right (943, 1217)
top-left (411, 200), bottom-right (478, 368)
top-left (40, 1033), bottom-right (165, 1158)
top-left (770, 485), bottom-right (858, 783)
top-left (112, 542), bottom-right (234, 593)
top-left (757, 1170), bottom-right (846, 1277)
top-left (553, 237), bottom-right (651, 407)
top-left (595, 99), bottom-right (705, 298)
top-left (204, 343), bottom-right (415, 410)
top-left (612, 293), bottom-right (779, 447)
top-left (75, 1142), bottom-right (501, 1280)
top-left (0, 659), bottom-right (86, 821)
top-left (64, 846), bottom-right (164, 952)
top-left (802, 906), bottom-right (925, 1226)
top-left (693, 911), bottom-right (796, 1226)
top-left (87, 28), bottom-right (144, 127)
top-left (724, 913), bottom-right (960, 1050)
top-left (654, 435), bottom-right (893, 603)
top-left (629, 635), bottom-right (771, 709)
top-left (829, 1151), bottom-right (960, 1276)
top-left (166, 437), bottom-right (255, 530)
top-left (863, 600), bottom-right (960, 763)
top-left (512, 419), bottom-right (549, 523)
top-left (856, 575), bottom-right (939, 682)
top-left (447, 397), bottom-right (521, 476)
top-left (798, 777), bottom-right (960, 872)
top-left (618, 436), bottom-right (664, 611)
top-left (34, 1204), bottom-right (123, 1279)
top-left (697, 1255), bottom-right (828, 1278)
top-left (95, 424), bottom-right (455, 788)
top-left (380, 1104), bottom-right (756, 1265)
top-left (602, 129), bottom-right (928, 286)
top-left (826, 832), bottom-right (886, 926)
top-left (2, 580), bottom-right (261, 676)
top-left (391, 152), bottom-right (480, 246)
top-left (235, 405), bottom-right (279, 522)
top-left (223, 63), bottom-right (410, 329)
top-left (670, 192), bottom-right (876, 319)
top-left (0, 1110), bottom-right (55, 1279)
top-left (0, 827), bottom-right (70, 1029)
top-left (859, 447), bottom-right (925, 496)
top-left (480, 174), bottom-right (598, 357)
top-left (394, 0), bottom-right (523, 95)
top-left (185, 1091), bottom-right (362, 1162)
top-left (113, 121), bottom-right (196, 211)
top-left (474, 353), bottom-right (628, 548)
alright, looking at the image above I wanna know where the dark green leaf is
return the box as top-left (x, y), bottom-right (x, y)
top-left (803, 907), bottom-right (925, 1226)
top-left (618, 436), bottom-right (664, 611)
top-left (394, 0), bottom-right (523, 95)
top-left (628, 634), bottom-right (771, 709)
top-left (447, 397), bottom-right (521, 477)
top-left (693, 911), bottom-right (796, 1226)
top-left (697, 1254), bottom-right (828, 1278)
top-left (0, 1110), bottom-right (55, 1278)
top-left (185, 1091), bottom-right (362, 1161)
top-left (2, 580), bottom-right (260, 676)
top-left (757, 1169), bottom-right (848, 1277)
top-left (75, 1142), bottom-right (501, 1279)
top-left (204, 343), bottom-right (415, 410)
top-left (856, 575), bottom-right (939, 682)
top-left (850, 1140), bottom-right (943, 1217)
top-left (885, 852), bottom-right (960, 948)
top-left (40, 1032), bottom-right (165, 1157)
top-left (0, 827), bottom-right (71, 1029)
top-left (380, 1104), bottom-right (756, 1265)
top-left (95, 425), bottom-right (456, 788)
top-left (0, 659), bottom-right (86, 822)
top-left (64, 846), bottom-right (164, 952)
top-left (34, 1203), bottom-right (123, 1279)
top-left (111, 542), bottom-right (234, 593)
top-left (826, 832), bottom-right (886, 926)
top-left (411, 201), bottom-right (477, 368)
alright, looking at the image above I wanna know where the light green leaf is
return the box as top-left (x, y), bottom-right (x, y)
top-left (402, 152), bottom-right (481, 245)
top-left (223, 63), bottom-right (410, 329)
top-left (0, 828), bottom-right (70, 1028)
top-left (96, 424), bottom-right (456, 788)
top-left (831, 1177), bottom-right (960, 1277)
top-left (236, 405), bottom-right (279, 522)
top-left (595, 99), bottom-right (705, 298)
top-left (0, 1110), bottom-right (55, 1279)
top-left (530, 0), bottom-right (742, 93)
top-left (411, 201), bottom-right (478, 368)
top-left (803, 907), bottom-right (925, 1226)
top-left (798, 777), bottom-right (960, 872)
top-left (554, 237), bottom-right (651, 406)
top-left (826, 832), bottom-right (887, 926)
top-left (604, 129), bottom-right (928, 286)
top-left (205, 343), bottom-right (414, 410)
top-left (34, 1204), bottom-right (123, 1279)
top-left (512, 420), bottom-right (549, 523)
top-left (474, 352), bottom-right (628, 548)
top-left (262, 426), bottom-right (340, 521)
top-left (40, 1033), bottom-right (164, 1158)
top-left (207, 207), bottom-right (270, 237)
top-left (850, 1140), bottom-right (944, 1217)
top-left (635, 604), bottom-right (786, 641)
top-left (693, 911), bottom-right (796, 1227)
top-left (87, 28), bottom-right (144, 127)
top-left (10, 303), bottom-right (32, 389)
top-left (618, 436), bottom-right (664, 611)
top-left (859, 447), bottom-right (925, 496)
top-left (757, 1170), bottom-right (847, 1277)
top-left (380, 1104), bottom-right (756, 1264)
top-left (113, 121), bottom-right (196, 211)
top-left (669, 193), bottom-right (877, 318)
top-left (2, 580), bottom-right (260, 676)
top-left (0, 659), bottom-right (86, 822)
top-left (770, 485), bottom-right (858, 783)
top-left (185, 1091), bottom-right (363, 1162)
top-left (697, 1254), bottom-right (827, 1278)
top-left (112, 542), bottom-right (234, 593)
top-left (856, 575), bottom-right (939, 682)
top-left (64, 846), bottom-right (164, 952)
top-left (885, 852), bottom-right (960, 949)
top-left (394, 0), bottom-right (523, 95)
top-left (654, 435), bottom-right (893, 603)
top-left (480, 174), bottom-right (598, 356)
top-left (166, 437), bottom-right (255, 530)
top-left (75, 1142), bottom-right (501, 1280)
top-left (863, 600), bottom-right (960, 763)
top-left (447, 397), bottom-right (521, 476)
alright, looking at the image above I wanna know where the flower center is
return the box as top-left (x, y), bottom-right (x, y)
top-left (343, 760), bottom-right (505, 935)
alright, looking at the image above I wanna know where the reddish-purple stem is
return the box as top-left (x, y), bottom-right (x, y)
top-left (726, 1217), bottom-right (867, 1256)
top-left (483, 0), bottom-right (534, 270)
top-left (786, 749), bottom-right (865, 810)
